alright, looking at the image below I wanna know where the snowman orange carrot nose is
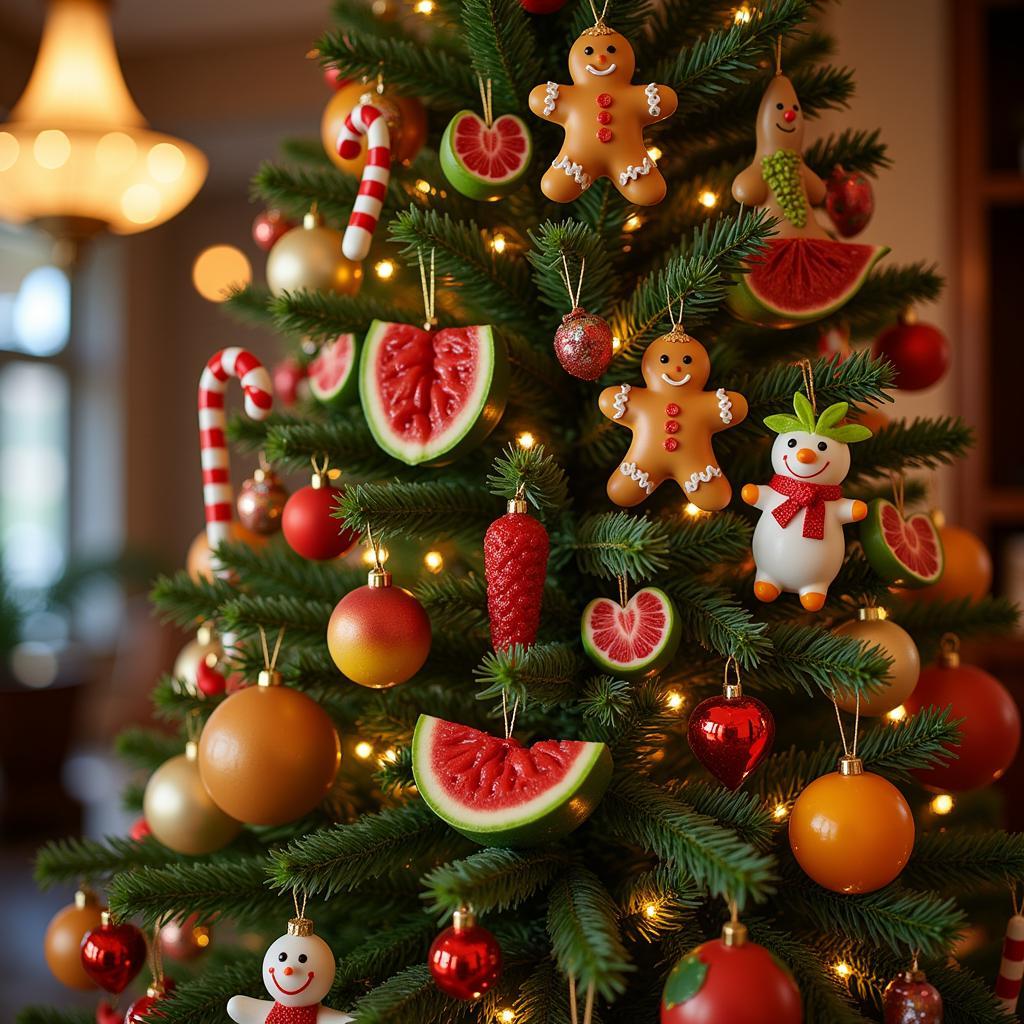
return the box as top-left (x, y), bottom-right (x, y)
top-left (282, 966), bottom-right (294, 976)
top-left (796, 448), bottom-right (817, 464)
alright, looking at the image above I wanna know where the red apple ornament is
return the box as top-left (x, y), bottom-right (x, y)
top-left (872, 318), bottom-right (950, 391)
top-left (825, 166), bottom-right (874, 238)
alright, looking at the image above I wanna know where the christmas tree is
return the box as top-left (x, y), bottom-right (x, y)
top-left (24, 2), bottom-right (1024, 1023)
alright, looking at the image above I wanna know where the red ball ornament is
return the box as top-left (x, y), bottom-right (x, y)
top-left (323, 66), bottom-right (351, 91)
top-left (125, 982), bottom-right (173, 1024)
top-left (282, 471), bottom-right (358, 561)
top-left (96, 1001), bottom-right (121, 1024)
top-left (272, 357), bottom-right (307, 408)
top-left (252, 209), bottom-right (294, 253)
top-left (484, 499), bottom-right (550, 652)
top-left (883, 967), bottom-right (943, 1024)
top-left (80, 915), bottom-right (147, 994)
top-left (660, 920), bottom-right (802, 1024)
top-left (902, 639), bottom-right (1020, 792)
top-left (160, 913), bottom-right (212, 961)
top-left (518, 0), bottom-right (569, 11)
top-left (687, 674), bottom-right (774, 790)
top-left (553, 307), bottom-right (614, 380)
top-left (129, 817), bottom-right (151, 841)
top-left (195, 659), bottom-right (226, 697)
top-left (328, 566), bottom-right (432, 687)
top-left (788, 755), bottom-right (914, 893)
top-left (872, 319), bottom-right (950, 391)
top-left (825, 165), bottom-right (875, 238)
top-left (428, 908), bottom-right (502, 1001)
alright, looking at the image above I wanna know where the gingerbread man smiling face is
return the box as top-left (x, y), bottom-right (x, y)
top-left (598, 329), bottom-right (748, 510)
top-left (528, 23), bottom-right (677, 205)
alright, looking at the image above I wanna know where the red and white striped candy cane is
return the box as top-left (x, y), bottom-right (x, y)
top-left (198, 347), bottom-right (273, 577)
top-left (336, 101), bottom-right (391, 262)
top-left (996, 912), bottom-right (1024, 1013)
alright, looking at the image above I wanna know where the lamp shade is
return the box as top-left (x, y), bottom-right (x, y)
top-left (0, 0), bottom-right (207, 237)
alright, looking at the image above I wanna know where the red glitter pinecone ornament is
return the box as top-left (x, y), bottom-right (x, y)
top-left (484, 498), bottom-right (549, 652)
top-left (553, 307), bottom-right (613, 381)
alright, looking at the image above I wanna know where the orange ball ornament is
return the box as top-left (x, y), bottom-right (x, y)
top-left (44, 889), bottom-right (105, 989)
top-left (788, 756), bottom-right (914, 893)
top-left (833, 609), bottom-right (920, 716)
top-left (321, 84), bottom-right (426, 173)
top-left (327, 567), bottom-right (431, 688)
top-left (198, 673), bottom-right (340, 826)
top-left (186, 524), bottom-right (268, 583)
top-left (905, 522), bottom-right (991, 604)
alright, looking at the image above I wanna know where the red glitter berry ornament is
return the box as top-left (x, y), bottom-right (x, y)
top-left (80, 913), bottom-right (147, 994)
top-left (125, 980), bottom-right (173, 1024)
top-left (429, 908), bottom-right (502, 1001)
top-left (484, 497), bottom-right (550, 652)
top-left (883, 965), bottom-right (943, 1024)
top-left (252, 209), bottom-right (294, 252)
top-left (282, 462), bottom-right (358, 561)
top-left (554, 307), bottom-right (614, 380)
top-left (825, 165), bottom-right (874, 238)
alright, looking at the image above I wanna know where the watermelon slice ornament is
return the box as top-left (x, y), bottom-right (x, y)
top-left (309, 333), bottom-right (359, 408)
top-left (581, 585), bottom-right (680, 680)
top-left (861, 497), bottom-right (944, 588)
top-left (440, 79), bottom-right (531, 201)
top-left (412, 715), bottom-right (613, 847)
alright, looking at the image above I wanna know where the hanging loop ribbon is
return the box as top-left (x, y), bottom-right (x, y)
top-left (477, 75), bottom-right (494, 128)
top-left (418, 247), bottom-right (437, 330)
top-left (560, 253), bottom-right (586, 310)
top-left (798, 358), bottom-right (817, 414)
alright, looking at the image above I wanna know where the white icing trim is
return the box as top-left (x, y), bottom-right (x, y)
top-left (543, 81), bottom-right (559, 117)
top-left (620, 460), bottom-right (654, 495)
top-left (661, 372), bottom-right (691, 387)
top-left (645, 82), bottom-right (662, 117)
top-left (716, 387), bottom-right (733, 424)
top-left (586, 63), bottom-right (618, 77)
top-left (619, 157), bottom-right (654, 187)
top-left (612, 383), bottom-right (631, 420)
top-left (683, 465), bottom-right (722, 493)
top-left (552, 155), bottom-right (593, 190)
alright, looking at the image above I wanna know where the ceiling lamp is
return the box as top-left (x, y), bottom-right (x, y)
top-left (0, 0), bottom-right (207, 239)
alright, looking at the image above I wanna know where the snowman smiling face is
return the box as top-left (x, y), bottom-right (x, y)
top-left (771, 430), bottom-right (851, 487)
top-left (263, 931), bottom-right (336, 1007)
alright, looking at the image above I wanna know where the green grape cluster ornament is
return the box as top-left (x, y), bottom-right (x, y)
top-left (760, 149), bottom-right (805, 228)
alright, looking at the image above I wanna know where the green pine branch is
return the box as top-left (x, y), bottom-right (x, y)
top-left (252, 161), bottom-right (400, 226)
top-left (526, 220), bottom-right (622, 318)
top-left (892, 596), bottom-right (1020, 657)
top-left (219, 593), bottom-right (335, 645)
top-left (666, 779), bottom-right (776, 847)
top-left (903, 830), bottom-right (1024, 893)
top-left (474, 642), bottom-right (584, 710)
top-left (804, 128), bottom-right (891, 176)
top-left (34, 835), bottom-right (180, 888)
top-left (269, 288), bottom-right (421, 341)
top-left (346, 964), bottom-right (468, 1024)
top-left (461, 0), bottom-right (543, 110)
top-left (665, 510), bottom-right (753, 573)
top-left (571, 512), bottom-right (672, 581)
top-left (332, 915), bottom-right (438, 998)
top-left (487, 443), bottom-right (570, 510)
top-left (150, 572), bottom-right (234, 630)
top-left (114, 727), bottom-right (183, 773)
top-left (261, 416), bottom-right (397, 476)
top-left (141, 956), bottom-right (263, 1024)
top-left (617, 866), bottom-right (701, 943)
top-left (847, 416), bottom-right (974, 483)
top-left (833, 262), bottom-right (944, 335)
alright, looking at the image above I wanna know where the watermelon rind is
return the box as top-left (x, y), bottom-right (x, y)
top-left (861, 498), bottom-right (945, 588)
top-left (309, 333), bottom-right (359, 408)
top-left (412, 715), bottom-right (613, 848)
top-left (727, 239), bottom-right (889, 329)
top-left (580, 586), bottom-right (681, 680)
top-left (440, 110), bottom-right (532, 201)
top-left (359, 320), bottom-right (508, 466)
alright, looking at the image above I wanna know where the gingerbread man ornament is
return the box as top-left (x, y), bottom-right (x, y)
top-left (732, 72), bottom-right (828, 239)
top-left (598, 328), bottom-right (748, 509)
top-left (528, 21), bottom-right (677, 205)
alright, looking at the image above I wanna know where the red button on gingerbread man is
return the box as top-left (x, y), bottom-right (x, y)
top-left (598, 328), bottom-right (748, 510)
top-left (528, 21), bottom-right (677, 205)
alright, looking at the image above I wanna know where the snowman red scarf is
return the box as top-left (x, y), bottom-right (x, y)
top-left (769, 475), bottom-right (843, 539)
top-left (266, 1002), bottom-right (320, 1024)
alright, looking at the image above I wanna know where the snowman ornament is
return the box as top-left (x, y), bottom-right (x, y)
top-left (227, 916), bottom-right (353, 1024)
top-left (742, 393), bottom-right (872, 612)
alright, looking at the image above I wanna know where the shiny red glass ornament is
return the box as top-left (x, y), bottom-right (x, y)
top-left (871, 321), bottom-right (950, 391)
top-left (553, 307), bottom-right (613, 380)
top-left (282, 480), bottom-right (359, 561)
top-left (196, 660), bottom-right (226, 697)
top-left (237, 467), bottom-right (289, 535)
top-left (323, 66), bottom-right (352, 90)
top-left (95, 1000), bottom-right (121, 1024)
top-left (124, 979), bottom-right (175, 1023)
top-left (687, 690), bottom-right (774, 790)
top-left (80, 918), bottom-right (147, 994)
top-left (882, 968), bottom-right (943, 1024)
top-left (128, 817), bottom-right (151, 842)
top-left (825, 166), bottom-right (874, 238)
top-left (252, 209), bottom-right (294, 252)
top-left (272, 357), bottom-right (306, 407)
top-left (428, 910), bottom-right (502, 1001)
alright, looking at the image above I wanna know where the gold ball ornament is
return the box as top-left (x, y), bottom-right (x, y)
top-left (321, 83), bottom-right (427, 174)
top-left (172, 624), bottom-right (222, 698)
top-left (265, 210), bottom-right (362, 297)
top-left (143, 743), bottom-right (242, 855)
top-left (198, 671), bottom-right (341, 826)
top-left (44, 889), bottom-right (105, 990)
top-left (834, 609), bottom-right (920, 716)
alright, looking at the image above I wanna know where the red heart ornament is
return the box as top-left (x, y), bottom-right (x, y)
top-left (687, 693), bottom-right (775, 790)
top-left (95, 1000), bottom-right (121, 1024)
top-left (80, 921), bottom-right (147, 994)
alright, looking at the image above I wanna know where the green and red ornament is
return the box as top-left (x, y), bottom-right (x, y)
top-left (80, 913), bottom-right (148, 994)
top-left (485, 496), bottom-right (549, 652)
top-left (412, 715), bottom-right (612, 848)
top-left (282, 460), bottom-right (358, 561)
top-left (825, 165), bottom-right (874, 238)
top-left (328, 562), bottom-right (432, 688)
top-left (581, 585), bottom-right (680, 679)
top-left (308, 333), bottom-right (360, 408)
top-left (661, 915), bottom-right (802, 1024)
top-left (860, 497), bottom-right (944, 588)
top-left (428, 907), bottom-right (502, 1001)
top-left (687, 662), bottom-right (774, 790)
top-left (883, 962), bottom-right (943, 1024)
top-left (872, 315), bottom-right (950, 391)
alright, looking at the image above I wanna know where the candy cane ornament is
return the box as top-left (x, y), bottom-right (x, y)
top-left (996, 912), bottom-right (1024, 1014)
top-left (198, 347), bottom-right (273, 575)
top-left (335, 101), bottom-right (391, 262)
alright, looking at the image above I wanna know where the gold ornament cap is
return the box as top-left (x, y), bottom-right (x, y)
top-left (311, 471), bottom-right (327, 490)
top-left (507, 498), bottom-right (528, 514)
top-left (74, 887), bottom-right (98, 910)
top-left (185, 740), bottom-right (199, 761)
top-left (258, 669), bottom-right (283, 688)
top-left (197, 622), bottom-right (214, 646)
top-left (146, 981), bottom-right (166, 999)
top-left (724, 681), bottom-right (743, 700)
top-left (839, 755), bottom-right (865, 776)
top-left (721, 920), bottom-right (748, 947)
top-left (939, 633), bottom-right (961, 669)
top-left (368, 567), bottom-right (392, 589)
top-left (452, 907), bottom-right (476, 932)
top-left (302, 209), bottom-right (322, 230)
top-left (287, 916), bottom-right (315, 937)
top-left (582, 20), bottom-right (615, 36)
top-left (858, 606), bottom-right (885, 622)
top-left (100, 909), bottom-right (113, 927)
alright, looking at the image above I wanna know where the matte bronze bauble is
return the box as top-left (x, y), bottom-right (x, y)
top-left (198, 675), bottom-right (341, 826)
top-left (236, 465), bottom-right (289, 535)
top-left (143, 745), bottom-right (242, 856)
top-left (834, 610), bottom-right (920, 716)
top-left (44, 889), bottom-right (105, 990)
top-left (266, 211), bottom-right (362, 297)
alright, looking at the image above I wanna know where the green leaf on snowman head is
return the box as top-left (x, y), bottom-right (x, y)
top-left (763, 390), bottom-right (815, 435)
top-left (814, 401), bottom-right (873, 443)
top-left (662, 953), bottom-right (709, 1008)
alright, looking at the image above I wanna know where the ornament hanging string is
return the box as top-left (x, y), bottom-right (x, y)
top-left (477, 75), bottom-right (494, 128)
top-left (617, 573), bottom-right (629, 609)
top-left (724, 654), bottom-right (741, 693)
top-left (147, 922), bottom-right (165, 990)
top-left (366, 523), bottom-right (385, 573)
top-left (501, 687), bottom-right (520, 741)
top-left (568, 972), bottom-right (596, 1024)
top-left (587, 0), bottom-right (610, 26)
top-left (418, 248), bottom-right (437, 330)
top-left (774, 35), bottom-right (783, 76)
top-left (258, 626), bottom-right (285, 673)
top-left (889, 471), bottom-right (906, 518)
top-left (665, 285), bottom-right (686, 333)
top-left (311, 454), bottom-right (331, 480)
top-left (292, 888), bottom-right (309, 923)
top-left (831, 688), bottom-right (861, 759)
top-left (798, 358), bottom-right (817, 415)
top-left (940, 632), bottom-right (960, 661)
top-left (560, 254), bottom-right (586, 310)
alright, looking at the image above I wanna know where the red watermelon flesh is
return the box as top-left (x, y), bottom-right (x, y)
top-left (309, 333), bottom-right (357, 405)
top-left (454, 114), bottom-right (530, 182)
top-left (589, 591), bottom-right (667, 662)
